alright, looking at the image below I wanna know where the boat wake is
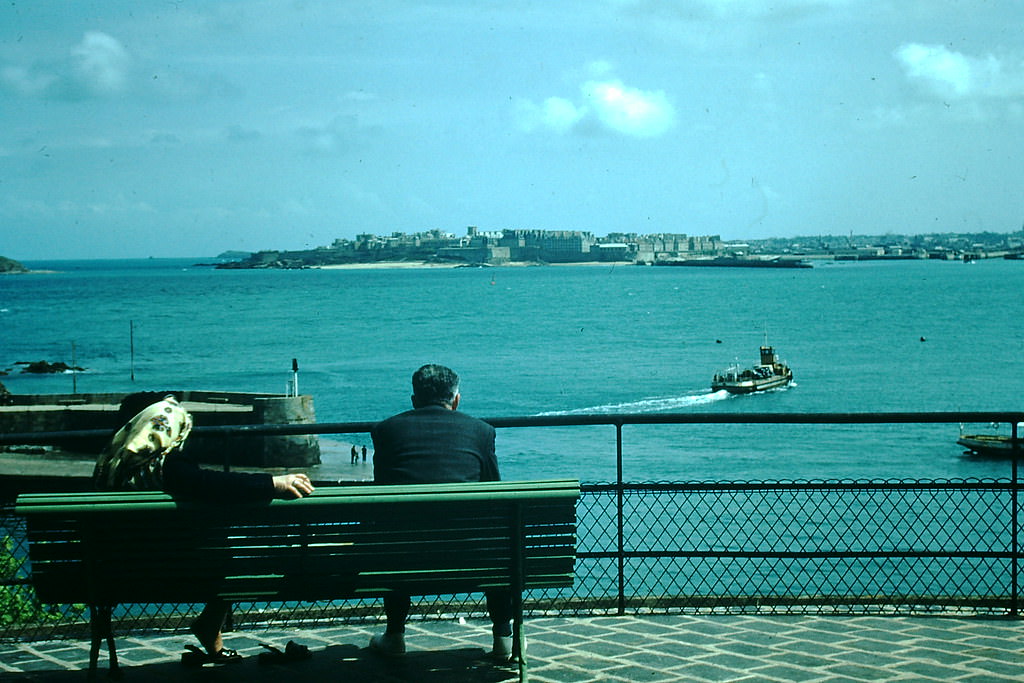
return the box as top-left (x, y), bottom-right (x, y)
top-left (537, 390), bottom-right (731, 416)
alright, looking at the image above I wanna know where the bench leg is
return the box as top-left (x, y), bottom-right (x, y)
top-left (89, 605), bottom-right (121, 680)
top-left (512, 591), bottom-right (527, 683)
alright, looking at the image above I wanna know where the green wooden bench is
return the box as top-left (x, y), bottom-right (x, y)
top-left (16, 479), bottom-right (579, 681)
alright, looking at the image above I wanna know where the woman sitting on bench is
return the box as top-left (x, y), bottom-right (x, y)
top-left (93, 392), bottom-right (314, 665)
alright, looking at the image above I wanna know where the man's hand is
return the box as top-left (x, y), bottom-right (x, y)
top-left (272, 473), bottom-right (315, 499)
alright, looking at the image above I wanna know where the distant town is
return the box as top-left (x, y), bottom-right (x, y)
top-left (216, 226), bottom-right (1024, 269)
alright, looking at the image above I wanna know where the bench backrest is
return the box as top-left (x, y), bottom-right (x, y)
top-left (16, 479), bottom-right (579, 605)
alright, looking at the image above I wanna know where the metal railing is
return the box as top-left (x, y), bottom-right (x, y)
top-left (2, 411), bottom-right (1022, 640)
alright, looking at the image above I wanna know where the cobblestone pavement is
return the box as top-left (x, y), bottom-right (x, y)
top-left (2, 614), bottom-right (1023, 682)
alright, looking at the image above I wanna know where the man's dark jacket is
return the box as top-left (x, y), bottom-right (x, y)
top-left (371, 405), bottom-right (498, 484)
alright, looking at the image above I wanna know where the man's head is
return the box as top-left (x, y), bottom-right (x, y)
top-left (411, 364), bottom-right (460, 410)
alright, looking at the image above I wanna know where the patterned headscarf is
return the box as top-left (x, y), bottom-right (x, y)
top-left (93, 395), bottom-right (194, 491)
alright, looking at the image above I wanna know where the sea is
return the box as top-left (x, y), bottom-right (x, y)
top-left (2, 257), bottom-right (1022, 485)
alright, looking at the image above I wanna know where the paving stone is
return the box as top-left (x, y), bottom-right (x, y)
top-left (614, 615), bottom-right (694, 635)
top-left (680, 620), bottom-right (749, 637)
top-left (957, 674), bottom-right (1024, 683)
top-left (700, 652), bottom-right (771, 672)
top-left (674, 661), bottom-right (741, 682)
top-left (784, 627), bottom-right (852, 645)
top-left (833, 648), bottom-right (905, 668)
top-left (572, 637), bottom-right (635, 657)
top-left (892, 659), bottom-right (973, 679)
top-left (842, 636), bottom-right (914, 654)
top-left (750, 664), bottom-right (823, 682)
top-left (964, 636), bottom-right (1024, 650)
top-left (763, 651), bottom-right (840, 670)
top-left (802, 618), bottom-right (864, 634)
top-left (906, 624), bottom-right (980, 641)
top-left (957, 621), bottom-right (1019, 637)
top-left (963, 647), bottom-right (1024, 663)
top-left (600, 662), bottom-right (684, 681)
top-left (971, 657), bottom-right (1024, 677)
top-left (773, 639), bottom-right (847, 658)
top-left (623, 650), bottom-right (692, 669)
top-left (529, 664), bottom-right (604, 683)
top-left (900, 645), bottom-right (985, 666)
top-left (715, 640), bottom-right (779, 658)
top-left (825, 662), bottom-right (896, 680)
top-left (658, 631), bottom-right (731, 647)
top-left (735, 616), bottom-right (808, 635)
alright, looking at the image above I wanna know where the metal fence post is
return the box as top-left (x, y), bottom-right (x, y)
top-left (616, 422), bottom-right (625, 616)
top-left (1012, 421), bottom-right (1020, 617)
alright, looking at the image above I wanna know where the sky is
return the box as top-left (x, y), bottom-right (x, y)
top-left (1, 0), bottom-right (1022, 260)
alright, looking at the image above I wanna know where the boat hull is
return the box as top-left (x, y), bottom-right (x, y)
top-left (712, 374), bottom-right (792, 394)
top-left (957, 435), bottom-right (1024, 457)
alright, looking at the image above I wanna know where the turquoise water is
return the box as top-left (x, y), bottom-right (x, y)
top-left (3, 258), bottom-right (1022, 483)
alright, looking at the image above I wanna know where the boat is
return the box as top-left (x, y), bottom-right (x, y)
top-left (957, 432), bottom-right (1024, 457)
top-left (712, 345), bottom-right (793, 394)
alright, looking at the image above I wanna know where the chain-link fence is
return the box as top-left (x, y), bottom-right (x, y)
top-left (573, 479), bottom-right (1019, 616)
top-left (2, 411), bottom-right (1022, 641)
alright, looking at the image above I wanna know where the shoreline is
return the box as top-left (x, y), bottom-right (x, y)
top-left (314, 260), bottom-right (624, 270)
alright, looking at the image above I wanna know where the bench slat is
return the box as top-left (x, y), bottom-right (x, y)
top-left (15, 479), bottom-right (580, 514)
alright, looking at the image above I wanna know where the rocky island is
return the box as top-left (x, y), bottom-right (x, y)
top-left (0, 256), bottom-right (29, 274)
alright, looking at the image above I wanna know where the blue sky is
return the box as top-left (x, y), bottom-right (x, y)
top-left (2, 0), bottom-right (1022, 259)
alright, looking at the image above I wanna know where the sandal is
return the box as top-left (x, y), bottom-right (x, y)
top-left (259, 641), bottom-right (312, 665)
top-left (181, 644), bottom-right (243, 667)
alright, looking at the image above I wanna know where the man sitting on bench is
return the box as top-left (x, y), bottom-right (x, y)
top-left (369, 364), bottom-right (513, 661)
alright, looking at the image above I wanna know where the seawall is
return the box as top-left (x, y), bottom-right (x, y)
top-left (0, 391), bottom-right (321, 468)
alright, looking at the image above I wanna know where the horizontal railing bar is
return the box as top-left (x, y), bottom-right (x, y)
top-left (579, 551), bottom-right (1018, 559)
top-left (488, 412), bottom-right (1024, 428)
top-left (2, 411), bottom-right (1023, 445)
top-left (582, 481), bottom-right (1019, 492)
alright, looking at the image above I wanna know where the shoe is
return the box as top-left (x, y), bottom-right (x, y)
top-left (490, 634), bottom-right (514, 663)
top-left (181, 644), bottom-right (242, 667)
top-left (259, 640), bottom-right (312, 665)
top-left (369, 632), bottom-right (406, 656)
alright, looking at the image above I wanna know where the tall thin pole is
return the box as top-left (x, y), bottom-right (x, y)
top-left (1012, 420), bottom-right (1020, 617)
top-left (130, 320), bottom-right (135, 382)
top-left (71, 341), bottom-right (77, 393)
top-left (616, 422), bottom-right (625, 616)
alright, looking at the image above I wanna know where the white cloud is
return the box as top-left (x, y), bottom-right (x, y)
top-left (0, 65), bottom-right (57, 97)
top-left (582, 80), bottom-right (675, 137)
top-left (70, 32), bottom-right (130, 96)
top-left (518, 64), bottom-right (675, 138)
top-left (1, 31), bottom-right (132, 100)
top-left (295, 114), bottom-right (361, 154)
top-left (895, 43), bottom-right (1024, 100)
top-left (540, 97), bottom-right (586, 133)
